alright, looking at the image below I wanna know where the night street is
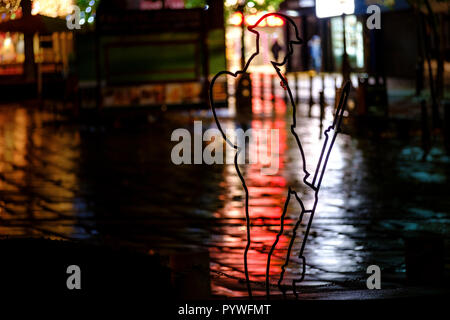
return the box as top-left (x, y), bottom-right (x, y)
top-left (0, 0), bottom-right (449, 315)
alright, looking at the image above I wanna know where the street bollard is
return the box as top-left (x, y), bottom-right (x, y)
top-left (321, 74), bottom-right (325, 94)
top-left (309, 73), bottom-right (314, 106)
top-left (319, 90), bottom-right (325, 138)
top-left (356, 76), bottom-right (367, 116)
top-left (308, 74), bottom-right (314, 117)
top-left (236, 72), bottom-right (253, 120)
top-left (319, 90), bottom-right (325, 119)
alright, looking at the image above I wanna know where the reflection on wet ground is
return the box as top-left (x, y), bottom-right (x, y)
top-left (0, 93), bottom-right (449, 297)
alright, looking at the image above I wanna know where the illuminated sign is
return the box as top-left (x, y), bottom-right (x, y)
top-left (315, 0), bottom-right (355, 18)
top-left (0, 0), bottom-right (21, 14)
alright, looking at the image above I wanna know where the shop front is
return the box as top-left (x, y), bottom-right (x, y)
top-left (76, 0), bottom-right (226, 109)
top-left (329, 14), bottom-right (364, 72)
top-left (281, 0), bottom-right (413, 76)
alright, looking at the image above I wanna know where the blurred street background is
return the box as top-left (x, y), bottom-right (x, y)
top-left (0, 0), bottom-right (449, 299)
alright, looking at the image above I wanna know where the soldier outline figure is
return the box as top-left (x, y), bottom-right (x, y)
top-left (209, 12), bottom-right (351, 299)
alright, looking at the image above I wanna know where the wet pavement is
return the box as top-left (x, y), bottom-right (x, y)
top-left (0, 84), bottom-right (449, 298)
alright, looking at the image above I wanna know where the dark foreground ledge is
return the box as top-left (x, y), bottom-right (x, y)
top-left (1, 237), bottom-right (448, 304)
top-left (0, 237), bottom-right (172, 298)
top-left (244, 287), bottom-right (450, 300)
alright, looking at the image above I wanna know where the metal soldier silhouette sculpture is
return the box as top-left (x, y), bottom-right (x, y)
top-left (209, 13), bottom-right (351, 299)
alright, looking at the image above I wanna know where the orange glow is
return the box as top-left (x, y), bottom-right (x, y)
top-left (32, 0), bottom-right (74, 17)
top-left (266, 15), bottom-right (284, 27)
top-left (229, 11), bottom-right (243, 26)
top-left (229, 12), bottom-right (285, 27)
top-left (244, 14), bottom-right (261, 27)
top-left (245, 14), bottom-right (285, 27)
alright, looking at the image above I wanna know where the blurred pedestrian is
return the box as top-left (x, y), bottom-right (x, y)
top-left (271, 38), bottom-right (283, 62)
top-left (308, 35), bottom-right (322, 73)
